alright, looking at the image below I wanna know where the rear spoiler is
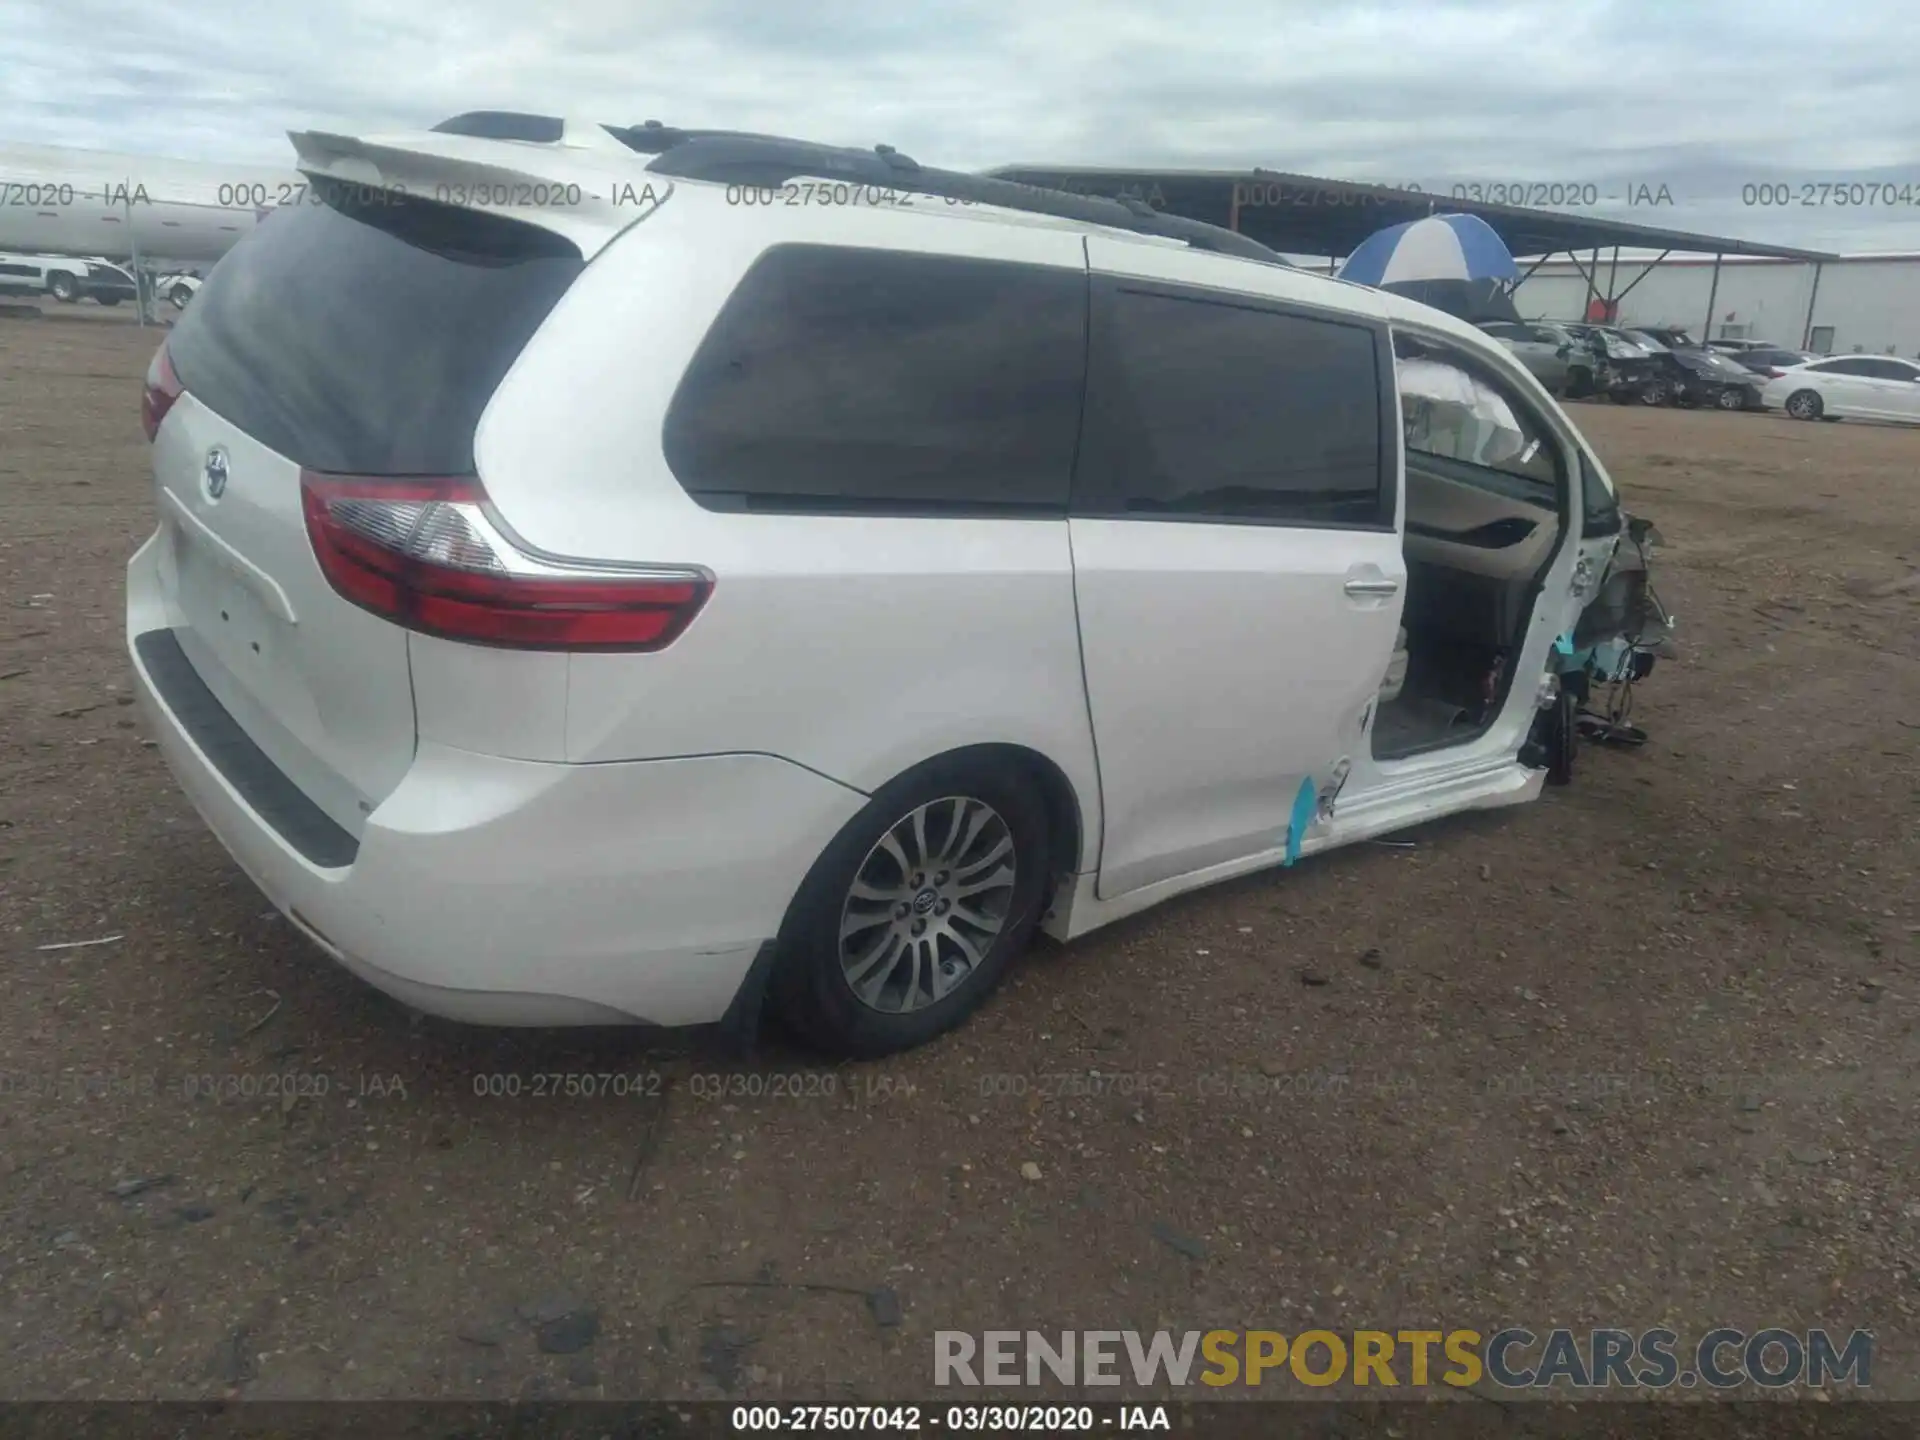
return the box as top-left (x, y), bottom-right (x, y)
top-left (287, 129), bottom-right (668, 256)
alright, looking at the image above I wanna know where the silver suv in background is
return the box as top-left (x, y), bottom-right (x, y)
top-left (1476, 319), bottom-right (1577, 395)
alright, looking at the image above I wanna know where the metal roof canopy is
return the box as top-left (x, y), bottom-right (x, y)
top-left (983, 165), bottom-right (1838, 265)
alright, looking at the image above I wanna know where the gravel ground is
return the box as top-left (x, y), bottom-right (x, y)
top-left (2, 309), bottom-right (1916, 1404)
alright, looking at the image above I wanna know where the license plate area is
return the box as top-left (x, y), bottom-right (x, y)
top-left (173, 518), bottom-right (282, 682)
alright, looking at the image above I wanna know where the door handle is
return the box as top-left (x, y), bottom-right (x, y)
top-left (1344, 577), bottom-right (1400, 598)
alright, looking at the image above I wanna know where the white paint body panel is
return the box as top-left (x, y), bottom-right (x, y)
top-left (1070, 515), bottom-right (1404, 897)
top-left (147, 393), bottom-right (417, 832)
top-left (477, 186), bottom-right (1106, 834)
top-left (133, 530), bottom-right (864, 1026)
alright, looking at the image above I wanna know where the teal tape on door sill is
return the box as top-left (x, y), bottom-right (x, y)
top-left (1283, 776), bottom-right (1317, 867)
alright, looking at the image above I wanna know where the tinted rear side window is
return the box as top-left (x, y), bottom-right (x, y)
top-left (662, 244), bottom-right (1087, 514)
top-left (166, 181), bottom-right (583, 475)
top-left (1076, 286), bottom-right (1388, 526)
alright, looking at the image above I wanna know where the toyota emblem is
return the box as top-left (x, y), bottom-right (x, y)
top-left (203, 446), bottom-right (229, 501)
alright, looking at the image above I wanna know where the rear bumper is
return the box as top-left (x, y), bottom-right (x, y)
top-left (127, 532), bottom-right (864, 1027)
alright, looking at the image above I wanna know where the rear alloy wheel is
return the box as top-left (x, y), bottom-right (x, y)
top-left (1784, 389), bottom-right (1823, 421)
top-left (1716, 385), bottom-right (1747, 410)
top-left (169, 284), bottom-right (192, 309)
top-left (46, 272), bottom-right (78, 302)
top-left (1638, 378), bottom-right (1668, 406)
top-left (772, 757), bottom-right (1050, 1057)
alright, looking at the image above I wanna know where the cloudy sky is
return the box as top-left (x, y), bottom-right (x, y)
top-left (5, 0), bottom-right (1920, 252)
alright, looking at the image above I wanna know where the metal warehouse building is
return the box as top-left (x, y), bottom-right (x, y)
top-left (1512, 253), bottom-right (1920, 358)
top-left (993, 163), bottom-right (1918, 359)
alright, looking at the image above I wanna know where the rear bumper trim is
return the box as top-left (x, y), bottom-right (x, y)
top-left (133, 627), bottom-right (359, 868)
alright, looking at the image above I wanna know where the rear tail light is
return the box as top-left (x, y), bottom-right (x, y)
top-left (141, 342), bottom-right (182, 441)
top-left (300, 473), bottom-right (711, 651)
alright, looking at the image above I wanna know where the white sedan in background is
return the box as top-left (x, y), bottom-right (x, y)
top-left (1763, 354), bottom-right (1920, 423)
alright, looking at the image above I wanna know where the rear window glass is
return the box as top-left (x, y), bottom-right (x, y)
top-left (662, 243), bottom-right (1087, 514)
top-left (166, 180), bottom-right (583, 475)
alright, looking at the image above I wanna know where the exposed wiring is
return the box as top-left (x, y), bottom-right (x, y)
top-left (1578, 521), bottom-right (1670, 742)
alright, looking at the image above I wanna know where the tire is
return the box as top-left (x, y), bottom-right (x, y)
top-left (1638, 378), bottom-right (1667, 406)
top-left (769, 753), bottom-right (1052, 1058)
top-left (46, 272), bottom-right (78, 302)
top-left (1783, 389), bottom-right (1823, 421)
top-left (168, 284), bottom-right (192, 309)
top-left (1716, 385), bottom-right (1746, 410)
top-left (1566, 367), bottom-right (1593, 399)
top-left (95, 294), bottom-right (122, 307)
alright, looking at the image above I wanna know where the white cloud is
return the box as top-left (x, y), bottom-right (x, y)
top-left (3, 0), bottom-right (1918, 250)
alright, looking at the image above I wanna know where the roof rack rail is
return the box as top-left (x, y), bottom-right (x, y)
top-left (602, 120), bottom-right (801, 155)
top-left (638, 132), bottom-right (1288, 265)
top-left (431, 111), bottom-right (567, 143)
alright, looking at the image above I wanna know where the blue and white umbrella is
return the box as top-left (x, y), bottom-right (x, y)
top-left (1336, 213), bottom-right (1518, 286)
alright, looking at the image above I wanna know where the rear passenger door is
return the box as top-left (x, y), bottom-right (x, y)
top-left (1069, 243), bottom-right (1403, 900)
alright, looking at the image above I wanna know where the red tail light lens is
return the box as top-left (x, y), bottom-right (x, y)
top-left (300, 473), bottom-right (710, 651)
top-left (141, 342), bottom-right (182, 441)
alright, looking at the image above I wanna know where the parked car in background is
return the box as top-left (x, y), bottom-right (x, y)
top-left (1667, 346), bottom-right (1769, 409)
top-left (150, 271), bottom-right (202, 309)
top-left (1531, 322), bottom-right (1602, 397)
top-left (1762, 354), bottom-right (1920, 423)
top-left (1631, 326), bottom-right (1699, 350)
top-left (1725, 346), bottom-right (1818, 380)
top-left (1618, 328), bottom-right (1765, 409)
top-left (1566, 324), bottom-right (1670, 404)
top-left (63, 260), bottom-right (140, 306)
top-left (1706, 338), bottom-right (1770, 355)
top-left (0, 251), bottom-right (93, 302)
top-left (1574, 330), bottom-right (1681, 408)
top-left (1475, 319), bottom-right (1573, 394)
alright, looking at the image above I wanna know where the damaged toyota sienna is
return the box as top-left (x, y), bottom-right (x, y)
top-left (127, 118), bottom-right (1672, 1056)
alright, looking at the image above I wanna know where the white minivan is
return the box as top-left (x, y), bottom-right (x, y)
top-left (127, 117), bottom-right (1660, 1055)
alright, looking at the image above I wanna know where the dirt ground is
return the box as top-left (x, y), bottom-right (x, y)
top-left (2, 307), bottom-right (1916, 1405)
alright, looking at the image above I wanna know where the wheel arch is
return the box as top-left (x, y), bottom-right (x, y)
top-left (762, 739), bottom-right (1087, 1055)
top-left (865, 741), bottom-right (1088, 889)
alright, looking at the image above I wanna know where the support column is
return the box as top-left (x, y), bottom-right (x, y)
top-left (127, 192), bottom-right (145, 330)
top-left (1702, 252), bottom-right (1723, 346)
top-left (1801, 262), bottom-right (1825, 350)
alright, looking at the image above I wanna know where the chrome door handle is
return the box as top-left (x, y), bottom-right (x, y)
top-left (1344, 577), bottom-right (1400, 597)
